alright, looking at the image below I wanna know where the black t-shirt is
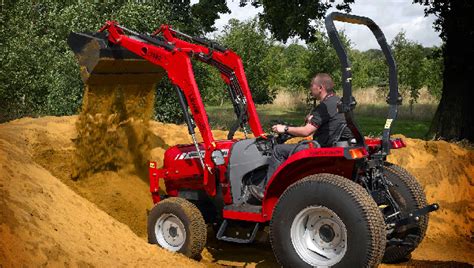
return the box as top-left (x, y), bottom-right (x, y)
top-left (309, 93), bottom-right (353, 147)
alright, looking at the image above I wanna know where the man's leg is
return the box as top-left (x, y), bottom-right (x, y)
top-left (265, 144), bottom-right (298, 182)
top-left (249, 144), bottom-right (297, 200)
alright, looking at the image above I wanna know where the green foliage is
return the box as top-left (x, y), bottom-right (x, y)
top-left (1, 1), bottom-right (443, 124)
top-left (422, 47), bottom-right (443, 99)
top-left (247, 0), bottom-right (353, 42)
top-left (391, 32), bottom-right (426, 106)
top-left (350, 49), bottom-right (388, 89)
top-left (0, 1), bottom-right (225, 123)
top-left (219, 19), bottom-right (275, 103)
top-left (306, 31), bottom-right (347, 91)
top-left (191, 0), bottom-right (230, 32)
top-left (1, 1), bottom-right (84, 120)
top-left (154, 78), bottom-right (183, 124)
top-left (265, 43), bottom-right (311, 91)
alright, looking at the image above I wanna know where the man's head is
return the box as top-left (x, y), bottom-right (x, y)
top-left (310, 73), bottom-right (335, 100)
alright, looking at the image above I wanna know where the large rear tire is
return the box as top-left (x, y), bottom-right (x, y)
top-left (147, 197), bottom-right (207, 259)
top-left (382, 163), bottom-right (428, 263)
top-left (270, 174), bottom-right (386, 267)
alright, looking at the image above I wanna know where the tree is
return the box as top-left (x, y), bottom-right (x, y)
top-left (193, 61), bottom-right (227, 106)
top-left (264, 43), bottom-right (311, 92)
top-left (306, 31), bottom-right (349, 91)
top-left (244, 0), bottom-right (473, 141)
top-left (219, 19), bottom-right (275, 103)
top-left (0, 1), bottom-right (227, 123)
top-left (191, 0), bottom-right (230, 32)
top-left (414, 0), bottom-right (473, 141)
top-left (421, 47), bottom-right (443, 100)
top-left (350, 49), bottom-right (387, 89)
top-left (247, 0), bottom-right (353, 42)
top-left (391, 32), bottom-right (426, 113)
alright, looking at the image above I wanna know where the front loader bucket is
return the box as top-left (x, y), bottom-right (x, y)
top-left (67, 32), bottom-right (165, 85)
top-left (67, 32), bottom-right (164, 180)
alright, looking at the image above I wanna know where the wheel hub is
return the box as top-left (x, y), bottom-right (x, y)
top-left (169, 226), bottom-right (178, 237)
top-left (319, 224), bottom-right (335, 242)
top-left (155, 213), bottom-right (186, 251)
top-left (290, 206), bottom-right (348, 266)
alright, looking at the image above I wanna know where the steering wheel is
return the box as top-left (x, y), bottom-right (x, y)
top-left (269, 120), bottom-right (295, 144)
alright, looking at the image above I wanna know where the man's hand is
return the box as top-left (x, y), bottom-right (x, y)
top-left (271, 124), bottom-right (286, 134)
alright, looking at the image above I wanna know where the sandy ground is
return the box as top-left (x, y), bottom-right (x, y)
top-left (0, 116), bottom-right (203, 267)
top-left (0, 115), bottom-right (472, 267)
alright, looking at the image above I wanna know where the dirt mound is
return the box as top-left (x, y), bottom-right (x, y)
top-left (0, 117), bottom-right (202, 267)
top-left (16, 116), bottom-right (239, 239)
top-left (387, 136), bottom-right (474, 264)
top-left (1, 116), bottom-right (472, 267)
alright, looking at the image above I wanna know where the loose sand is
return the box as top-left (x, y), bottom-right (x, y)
top-left (72, 84), bottom-right (156, 181)
top-left (0, 116), bottom-right (202, 267)
top-left (0, 116), bottom-right (472, 267)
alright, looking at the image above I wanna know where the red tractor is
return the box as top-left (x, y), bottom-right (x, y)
top-left (69, 12), bottom-right (438, 267)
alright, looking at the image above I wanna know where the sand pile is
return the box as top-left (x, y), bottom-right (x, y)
top-left (3, 116), bottom-right (239, 240)
top-left (0, 117), bottom-right (203, 267)
top-left (1, 116), bottom-right (472, 267)
top-left (64, 72), bottom-right (161, 237)
top-left (387, 137), bottom-right (474, 263)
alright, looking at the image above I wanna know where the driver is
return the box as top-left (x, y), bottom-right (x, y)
top-left (249, 73), bottom-right (353, 200)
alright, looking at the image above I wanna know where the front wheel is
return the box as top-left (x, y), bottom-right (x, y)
top-left (270, 174), bottom-right (386, 267)
top-left (147, 197), bottom-right (207, 259)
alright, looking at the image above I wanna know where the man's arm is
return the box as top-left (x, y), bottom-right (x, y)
top-left (272, 123), bottom-right (318, 137)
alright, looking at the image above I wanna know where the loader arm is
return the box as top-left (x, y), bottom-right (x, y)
top-left (98, 21), bottom-right (217, 189)
top-left (153, 25), bottom-right (264, 139)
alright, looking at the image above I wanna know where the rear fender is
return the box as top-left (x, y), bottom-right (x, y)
top-left (261, 147), bottom-right (357, 221)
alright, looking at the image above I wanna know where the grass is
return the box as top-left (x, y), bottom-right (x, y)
top-left (207, 105), bottom-right (433, 139)
top-left (356, 116), bottom-right (431, 139)
top-left (206, 87), bottom-right (438, 140)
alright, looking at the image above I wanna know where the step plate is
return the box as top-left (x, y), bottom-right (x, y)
top-left (223, 204), bottom-right (265, 222)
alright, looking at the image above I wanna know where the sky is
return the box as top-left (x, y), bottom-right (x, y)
top-left (192, 0), bottom-right (442, 51)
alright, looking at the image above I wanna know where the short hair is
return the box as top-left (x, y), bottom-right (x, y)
top-left (312, 73), bottom-right (335, 92)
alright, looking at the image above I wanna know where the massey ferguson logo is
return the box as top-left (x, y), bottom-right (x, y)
top-left (175, 149), bottom-right (229, 160)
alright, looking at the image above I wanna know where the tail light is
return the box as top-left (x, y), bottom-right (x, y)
top-left (390, 138), bottom-right (406, 149)
top-left (349, 148), bottom-right (368, 159)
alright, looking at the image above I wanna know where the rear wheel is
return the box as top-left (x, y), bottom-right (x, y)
top-left (147, 197), bottom-right (207, 259)
top-left (383, 163), bottom-right (428, 263)
top-left (270, 174), bottom-right (386, 267)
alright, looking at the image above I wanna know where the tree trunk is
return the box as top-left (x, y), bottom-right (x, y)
top-left (429, 1), bottom-right (474, 142)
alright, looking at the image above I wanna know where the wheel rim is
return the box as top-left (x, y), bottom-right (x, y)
top-left (290, 206), bottom-right (348, 266)
top-left (155, 213), bottom-right (186, 251)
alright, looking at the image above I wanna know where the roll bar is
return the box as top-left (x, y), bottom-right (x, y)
top-left (325, 12), bottom-right (401, 155)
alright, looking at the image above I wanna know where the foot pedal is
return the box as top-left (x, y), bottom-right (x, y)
top-left (216, 219), bottom-right (259, 244)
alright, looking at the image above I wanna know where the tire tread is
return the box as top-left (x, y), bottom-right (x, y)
top-left (383, 163), bottom-right (428, 263)
top-left (148, 197), bottom-right (207, 259)
top-left (270, 173), bottom-right (386, 267)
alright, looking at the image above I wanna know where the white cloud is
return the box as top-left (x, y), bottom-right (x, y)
top-left (329, 0), bottom-right (442, 50)
top-left (192, 0), bottom-right (442, 50)
top-left (214, 0), bottom-right (263, 30)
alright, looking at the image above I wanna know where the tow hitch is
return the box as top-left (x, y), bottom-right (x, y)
top-left (387, 203), bottom-right (439, 229)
